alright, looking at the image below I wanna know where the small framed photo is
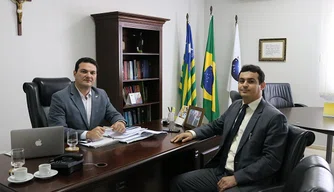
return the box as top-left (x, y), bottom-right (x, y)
top-left (259, 38), bottom-right (287, 61)
top-left (184, 106), bottom-right (205, 129)
top-left (174, 105), bottom-right (189, 126)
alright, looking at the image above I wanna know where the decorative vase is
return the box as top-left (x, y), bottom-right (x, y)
top-left (136, 32), bottom-right (144, 53)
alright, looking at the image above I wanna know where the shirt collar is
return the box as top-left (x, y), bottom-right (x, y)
top-left (243, 97), bottom-right (262, 111)
top-left (75, 85), bottom-right (92, 99)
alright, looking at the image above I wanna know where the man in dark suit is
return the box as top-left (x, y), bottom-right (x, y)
top-left (170, 65), bottom-right (288, 192)
top-left (48, 57), bottom-right (126, 141)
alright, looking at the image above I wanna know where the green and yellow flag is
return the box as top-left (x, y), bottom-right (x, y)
top-left (201, 15), bottom-right (220, 122)
top-left (179, 22), bottom-right (197, 106)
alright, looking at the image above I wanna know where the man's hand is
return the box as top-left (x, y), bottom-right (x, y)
top-left (86, 126), bottom-right (106, 141)
top-left (217, 176), bottom-right (237, 192)
top-left (111, 121), bottom-right (126, 133)
top-left (170, 132), bottom-right (194, 143)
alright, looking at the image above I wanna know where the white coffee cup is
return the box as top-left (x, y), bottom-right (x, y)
top-left (12, 167), bottom-right (28, 181)
top-left (38, 164), bottom-right (51, 176)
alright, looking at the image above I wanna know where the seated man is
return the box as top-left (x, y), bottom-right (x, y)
top-left (48, 57), bottom-right (126, 141)
top-left (170, 65), bottom-right (288, 192)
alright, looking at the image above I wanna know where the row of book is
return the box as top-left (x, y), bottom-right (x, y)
top-left (123, 60), bottom-right (151, 80)
top-left (123, 83), bottom-right (149, 104)
top-left (124, 107), bottom-right (151, 127)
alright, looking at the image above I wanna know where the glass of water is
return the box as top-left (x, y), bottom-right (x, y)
top-left (67, 131), bottom-right (78, 150)
top-left (11, 148), bottom-right (25, 169)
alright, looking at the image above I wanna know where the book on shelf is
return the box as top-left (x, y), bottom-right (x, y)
top-left (122, 60), bottom-right (151, 80)
top-left (124, 107), bottom-right (151, 125)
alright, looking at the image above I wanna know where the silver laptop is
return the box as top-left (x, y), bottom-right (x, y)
top-left (11, 126), bottom-right (64, 159)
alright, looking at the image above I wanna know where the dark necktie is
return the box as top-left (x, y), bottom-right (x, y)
top-left (219, 104), bottom-right (249, 169)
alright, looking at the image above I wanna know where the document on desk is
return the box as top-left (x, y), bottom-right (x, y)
top-left (79, 137), bottom-right (119, 148)
top-left (103, 126), bottom-right (167, 144)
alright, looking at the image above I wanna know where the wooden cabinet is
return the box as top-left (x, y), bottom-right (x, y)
top-left (91, 11), bottom-right (169, 125)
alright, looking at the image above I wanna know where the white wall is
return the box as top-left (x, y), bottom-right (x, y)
top-left (207, 0), bottom-right (329, 146)
top-left (0, 0), bottom-right (330, 151)
top-left (0, 0), bottom-right (206, 152)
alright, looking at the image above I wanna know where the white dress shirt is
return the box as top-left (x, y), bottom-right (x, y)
top-left (225, 97), bottom-right (261, 171)
top-left (75, 86), bottom-right (92, 140)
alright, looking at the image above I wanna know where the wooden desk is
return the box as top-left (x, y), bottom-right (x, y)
top-left (0, 120), bottom-right (221, 192)
top-left (279, 107), bottom-right (334, 163)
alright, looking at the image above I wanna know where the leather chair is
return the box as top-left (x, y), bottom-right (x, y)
top-left (263, 83), bottom-right (307, 109)
top-left (259, 124), bottom-right (316, 191)
top-left (261, 155), bottom-right (334, 192)
top-left (229, 90), bottom-right (242, 103)
top-left (23, 78), bottom-right (71, 128)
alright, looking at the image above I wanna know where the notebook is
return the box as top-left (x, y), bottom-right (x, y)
top-left (10, 126), bottom-right (64, 159)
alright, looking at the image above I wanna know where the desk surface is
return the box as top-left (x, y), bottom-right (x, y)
top-left (279, 107), bottom-right (334, 135)
top-left (0, 120), bottom-right (221, 192)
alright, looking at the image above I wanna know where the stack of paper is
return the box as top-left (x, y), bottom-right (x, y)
top-left (80, 126), bottom-right (167, 148)
top-left (104, 126), bottom-right (166, 144)
top-left (79, 137), bottom-right (119, 148)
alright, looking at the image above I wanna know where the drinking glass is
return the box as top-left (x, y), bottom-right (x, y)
top-left (11, 148), bottom-right (25, 169)
top-left (67, 131), bottom-right (78, 150)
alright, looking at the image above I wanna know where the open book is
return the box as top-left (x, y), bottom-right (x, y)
top-left (79, 126), bottom-right (166, 148)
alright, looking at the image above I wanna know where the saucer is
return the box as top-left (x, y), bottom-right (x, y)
top-left (34, 169), bottom-right (58, 179)
top-left (8, 173), bottom-right (34, 183)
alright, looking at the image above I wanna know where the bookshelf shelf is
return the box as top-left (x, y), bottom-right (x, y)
top-left (92, 11), bottom-right (169, 126)
top-left (123, 102), bottom-right (160, 109)
top-left (123, 53), bottom-right (160, 56)
top-left (123, 78), bottom-right (159, 83)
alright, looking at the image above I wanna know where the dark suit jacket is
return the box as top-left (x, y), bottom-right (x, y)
top-left (47, 83), bottom-right (125, 135)
top-left (193, 98), bottom-right (288, 191)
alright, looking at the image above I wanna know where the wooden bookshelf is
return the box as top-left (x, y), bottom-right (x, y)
top-left (91, 11), bottom-right (169, 125)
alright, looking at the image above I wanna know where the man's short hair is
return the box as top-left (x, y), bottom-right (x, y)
top-left (74, 57), bottom-right (99, 72)
top-left (239, 64), bottom-right (265, 84)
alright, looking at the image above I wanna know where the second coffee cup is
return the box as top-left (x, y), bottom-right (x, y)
top-left (12, 167), bottom-right (28, 181)
top-left (38, 164), bottom-right (51, 176)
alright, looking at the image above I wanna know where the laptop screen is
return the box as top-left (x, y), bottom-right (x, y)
top-left (10, 126), bottom-right (64, 159)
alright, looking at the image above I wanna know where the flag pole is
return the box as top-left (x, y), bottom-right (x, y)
top-left (186, 13), bottom-right (189, 23)
top-left (235, 15), bottom-right (238, 25)
top-left (210, 6), bottom-right (213, 15)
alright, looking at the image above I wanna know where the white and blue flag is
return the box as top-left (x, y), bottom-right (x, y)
top-left (227, 23), bottom-right (241, 93)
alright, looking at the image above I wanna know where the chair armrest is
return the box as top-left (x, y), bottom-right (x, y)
top-left (294, 103), bottom-right (307, 107)
top-left (258, 185), bottom-right (284, 192)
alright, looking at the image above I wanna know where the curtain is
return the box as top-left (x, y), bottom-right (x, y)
top-left (319, 0), bottom-right (334, 101)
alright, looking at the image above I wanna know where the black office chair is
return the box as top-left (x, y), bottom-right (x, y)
top-left (261, 155), bottom-right (334, 192)
top-left (229, 90), bottom-right (242, 103)
top-left (23, 77), bottom-right (71, 128)
top-left (259, 124), bottom-right (315, 191)
top-left (263, 83), bottom-right (307, 109)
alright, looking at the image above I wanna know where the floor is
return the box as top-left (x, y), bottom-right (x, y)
top-left (304, 147), bottom-right (334, 171)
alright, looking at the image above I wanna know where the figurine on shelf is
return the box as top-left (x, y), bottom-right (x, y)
top-left (136, 32), bottom-right (144, 53)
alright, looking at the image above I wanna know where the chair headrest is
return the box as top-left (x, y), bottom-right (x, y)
top-left (33, 77), bottom-right (71, 106)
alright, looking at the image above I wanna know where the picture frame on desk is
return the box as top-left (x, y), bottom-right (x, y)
top-left (183, 106), bottom-right (205, 129)
top-left (259, 38), bottom-right (287, 61)
top-left (175, 105), bottom-right (189, 126)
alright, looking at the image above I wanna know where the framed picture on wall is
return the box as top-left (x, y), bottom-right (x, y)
top-left (259, 38), bottom-right (287, 61)
top-left (183, 106), bottom-right (205, 129)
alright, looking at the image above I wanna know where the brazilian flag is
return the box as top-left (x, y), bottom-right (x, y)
top-left (179, 22), bottom-right (197, 107)
top-left (201, 16), bottom-right (220, 122)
